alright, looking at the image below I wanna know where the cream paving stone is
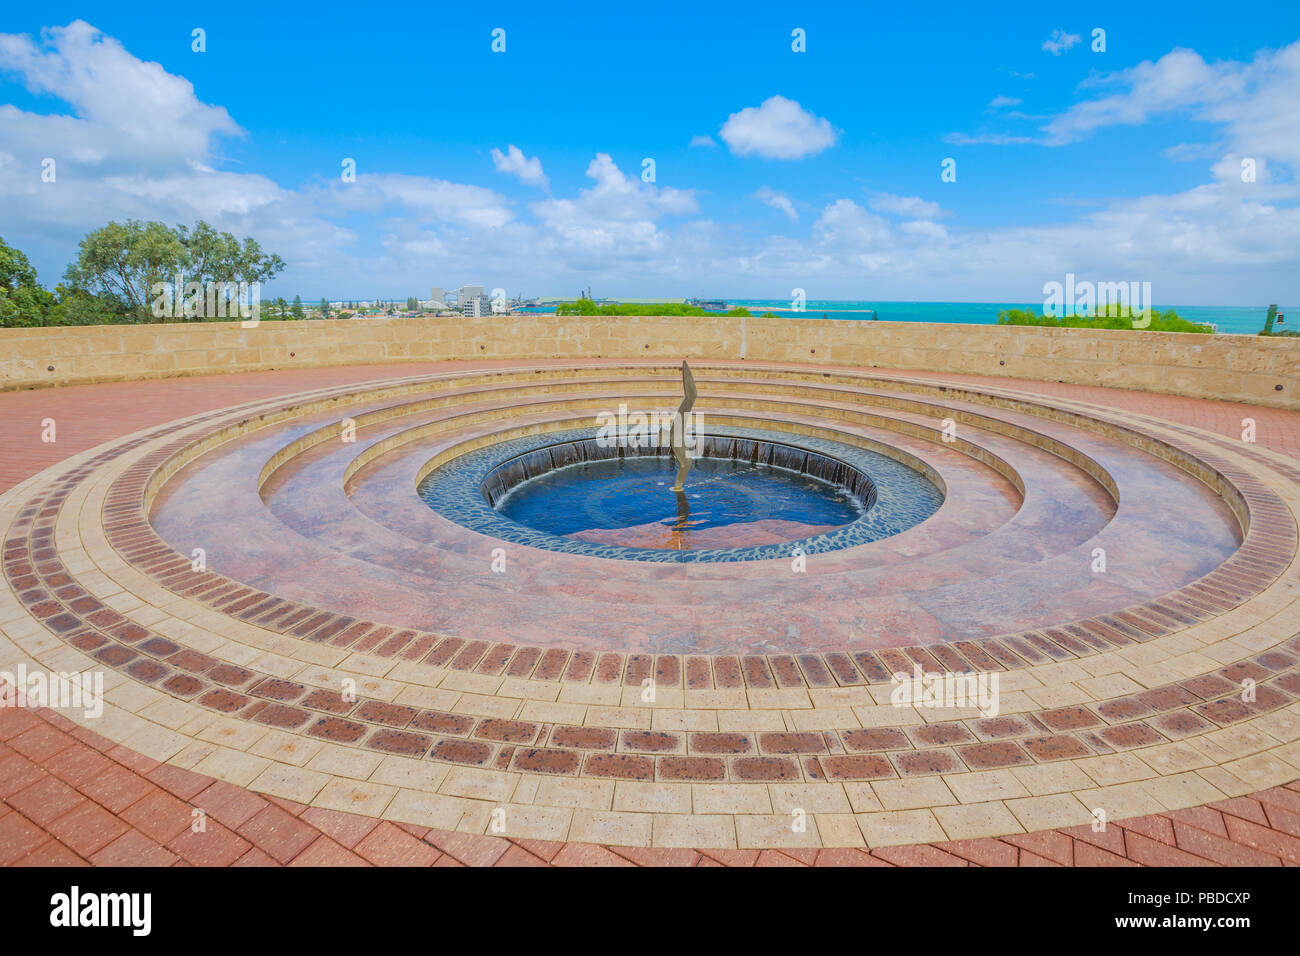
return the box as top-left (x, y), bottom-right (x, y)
top-left (1076, 752), bottom-right (1159, 787)
top-left (651, 709), bottom-right (718, 732)
top-left (1004, 792), bottom-right (1095, 831)
top-left (440, 672), bottom-right (508, 695)
top-left (1076, 782), bottom-right (1168, 822)
top-left (248, 729), bottom-right (325, 767)
top-left (390, 684), bottom-right (462, 711)
top-left (1023, 684), bottom-right (1096, 709)
top-left (314, 777), bottom-right (399, 817)
top-left (1135, 741), bottom-right (1215, 776)
top-left (842, 783), bottom-right (886, 814)
top-left (685, 689), bottom-right (749, 710)
top-left (815, 813), bottom-right (867, 848)
top-left (872, 776), bottom-right (959, 811)
top-left (1194, 765), bottom-right (1260, 798)
top-left (747, 689), bottom-right (811, 710)
top-left (1075, 672), bottom-right (1148, 699)
top-left (716, 709), bottom-right (787, 732)
top-left (768, 782), bottom-right (853, 814)
top-left (439, 767), bottom-right (518, 802)
top-left (369, 755), bottom-right (449, 791)
top-left (190, 747), bottom-right (273, 788)
top-left (381, 789), bottom-right (467, 830)
top-left (305, 744), bottom-right (385, 780)
top-left (735, 813), bottom-right (822, 849)
top-left (452, 692), bottom-right (524, 719)
top-left (619, 687), bottom-right (684, 709)
top-left (558, 682), bottom-right (623, 706)
top-left (856, 704), bottom-right (928, 728)
top-left (933, 801), bottom-right (1025, 841)
top-left (789, 707), bottom-right (860, 731)
top-left (516, 700), bottom-right (586, 724)
top-left (943, 769), bottom-right (1033, 804)
top-left (119, 722), bottom-right (191, 763)
top-left (338, 653), bottom-right (399, 678)
top-left (531, 777), bottom-right (616, 811)
top-left (569, 809), bottom-right (653, 847)
top-left (170, 741), bottom-right (223, 772)
top-left (691, 784), bottom-right (772, 814)
top-left (1222, 751), bottom-right (1300, 790)
top-left (584, 705), bottom-right (653, 729)
top-left (613, 781), bottom-right (692, 814)
top-left (248, 762), bottom-right (332, 804)
top-left (857, 809), bottom-right (947, 848)
top-left (1138, 771), bottom-right (1226, 811)
top-left (807, 687), bottom-right (875, 708)
top-left (652, 813), bottom-right (736, 849)
top-left (494, 803), bottom-right (573, 841)
top-left (138, 697), bottom-right (209, 733)
top-left (196, 716), bottom-right (270, 752)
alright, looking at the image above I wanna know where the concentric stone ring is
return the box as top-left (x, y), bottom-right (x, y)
top-left (3, 350), bottom-right (1299, 860)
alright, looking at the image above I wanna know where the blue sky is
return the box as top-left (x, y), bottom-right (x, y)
top-left (2, 1), bottom-right (1299, 303)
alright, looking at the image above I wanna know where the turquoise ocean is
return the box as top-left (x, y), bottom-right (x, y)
top-left (524, 301), bottom-right (1293, 335)
top-left (726, 301), bottom-right (1293, 336)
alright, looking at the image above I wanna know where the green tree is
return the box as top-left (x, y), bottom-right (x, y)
top-left (59, 219), bottom-right (284, 323)
top-left (406, 296), bottom-right (419, 311)
top-left (0, 237), bottom-right (57, 327)
top-left (63, 220), bottom-right (186, 321)
top-left (291, 295), bottom-right (305, 320)
top-left (175, 221), bottom-right (285, 296)
top-left (319, 297), bottom-right (330, 318)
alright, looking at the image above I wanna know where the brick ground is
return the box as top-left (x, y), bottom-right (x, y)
top-left (3, 360), bottom-right (1299, 866)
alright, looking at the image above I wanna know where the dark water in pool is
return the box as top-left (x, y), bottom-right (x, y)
top-left (496, 455), bottom-right (864, 536)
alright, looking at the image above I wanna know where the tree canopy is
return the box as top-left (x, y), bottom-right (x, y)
top-left (1, 222), bottom-right (286, 326)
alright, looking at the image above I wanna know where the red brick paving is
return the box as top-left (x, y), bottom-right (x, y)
top-left (3, 676), bottom-right (1299, 866)
top-left (3, 360), bottom-right (1300, 866)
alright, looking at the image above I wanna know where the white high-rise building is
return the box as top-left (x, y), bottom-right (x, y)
top-left (456, 285), bottom-right (488, 317)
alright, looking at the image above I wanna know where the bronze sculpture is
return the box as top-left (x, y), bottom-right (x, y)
top-left (669, 360), bottom-right (697, 491)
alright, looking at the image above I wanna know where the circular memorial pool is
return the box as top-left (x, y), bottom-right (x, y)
top-left (415, 428), bottom-right (945, 562)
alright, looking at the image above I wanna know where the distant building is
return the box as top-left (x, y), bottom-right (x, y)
top-left (424, 283), bottom-right (502, 316)
top-left (456, 285), bottom-right (489, 317)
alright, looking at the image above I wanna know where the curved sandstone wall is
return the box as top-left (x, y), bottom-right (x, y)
top-left (2, 313), bottom-right (1297, 409)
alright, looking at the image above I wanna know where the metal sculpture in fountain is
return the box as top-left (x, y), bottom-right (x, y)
top-left (669, 360), bottom-right (697, 491)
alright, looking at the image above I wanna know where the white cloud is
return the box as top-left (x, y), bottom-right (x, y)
top-left (718, 95), bottom-right (836, 160)
top-left (1, 22), bottom-right (1297, 304)
top-left (0, 21), bottom-right (240, 168)
top-left (988, 95), bottom-right (1022, 109)
top-left (868, 192), bottom-right (947, 219)
top-left (1039, 41), bottom-right (1300, 183)
top-left (754, 186), bottom-right (797, 221)
top-left (325, 174), bottom-right (513, 229)
top-left (527, 153), bottom-right (698, 261)
top-left (689, 134), bottom-right (717, 148)
top-left (1042, 29), bottom-right (1082, 56)
top-left (490, 144), bottom-right (548, 190)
